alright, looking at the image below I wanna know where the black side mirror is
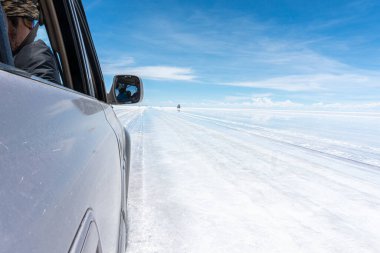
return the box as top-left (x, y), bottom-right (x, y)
top-left (108, 75), bottom-right (144, 104)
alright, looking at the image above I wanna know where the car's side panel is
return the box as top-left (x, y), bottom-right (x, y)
top-left (0, 71), bottom-right (121, 253)
top-left (101, 104), bottom-right (131, 252)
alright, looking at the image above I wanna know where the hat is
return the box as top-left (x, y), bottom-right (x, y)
top-left (0, 0), bottom-right (39, 20)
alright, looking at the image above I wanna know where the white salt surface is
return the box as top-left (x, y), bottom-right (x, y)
top-left (114, 106), bottom-right (380, 253)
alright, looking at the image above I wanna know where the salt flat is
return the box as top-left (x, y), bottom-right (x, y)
top-left (115, 106), bottom-right (380, 253)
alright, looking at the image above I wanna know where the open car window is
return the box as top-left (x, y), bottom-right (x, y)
top-left (37, 0), bottom-right (106, 101)
top-left (1, 0), bottom-right (106, 101)
top-left (0, 3), bottom-right (63, 85)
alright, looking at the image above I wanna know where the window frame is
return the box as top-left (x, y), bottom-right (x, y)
top-left (1, 0), bottom-right (108, 103)
top-left (72, 0), bottom-right (107, 102)
top-left (39, 0), bottom-right (107, 102)
top-left (0, 3), bottom-right (14, 66)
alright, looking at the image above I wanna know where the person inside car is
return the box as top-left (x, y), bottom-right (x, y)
top-left (1, 0), bottom-right (60, 84)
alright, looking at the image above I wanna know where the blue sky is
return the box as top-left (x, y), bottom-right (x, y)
top-left (82, 0), bottom-right (380, 110)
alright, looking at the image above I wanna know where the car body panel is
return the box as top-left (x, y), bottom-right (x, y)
top-left (101, 103), bottom-right (130, 251)
top-left (0, 70), bottom-right (122, 253)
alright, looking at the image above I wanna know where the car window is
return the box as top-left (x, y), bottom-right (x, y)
top-left (32, 0), bottom-right (106, 100)
top-left (0, 5), bottom-right (63, 85)
top-left (0, 0), bottom-right (105, 99)
top-left (0, 0), bottom-right (108, 101)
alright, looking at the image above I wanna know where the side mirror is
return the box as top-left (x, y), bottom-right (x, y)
top-left (108, 75), bottom-right (144, 105)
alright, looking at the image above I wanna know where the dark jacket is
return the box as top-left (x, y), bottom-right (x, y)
top-left (14, 39), bottom-right (61, 84)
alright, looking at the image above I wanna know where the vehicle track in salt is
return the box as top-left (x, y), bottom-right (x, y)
top-left (119, 108), bottom-right (380, 253)
top-left (180, 111), bottom-right (380, 171)
top-left (159, 109), bottom-right (380, 201)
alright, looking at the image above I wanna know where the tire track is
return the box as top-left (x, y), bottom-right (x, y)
top-left (180, 111), bottom-right (380, 171)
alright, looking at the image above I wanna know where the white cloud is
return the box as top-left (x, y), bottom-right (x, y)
top-left (96, 11), bottom-right (379, 101)
top-left (221, 95), bottom-right (302, 108)
top-left (311, 101), bottom-right (380, 110)
top-left (101, 55), bottom-right (195, 81)
top-left (135, 14), bottom-right (380, 94)
top-left (221, 94), bottom-right (380, 111)
top-left (224, 96), bottom-right (251, 102)
top-left (84, 0), bottom-right (102, 10)
top-left (224, 73), bottom-right (377, 92)
top-left (225, 93), bottom-right (272, 102)
top-left (249, 97), bottom-right (302, 108)
top-left (101, 56), bottom-right (135, 75)
top-left (126, 66), bottom-right (195, 81)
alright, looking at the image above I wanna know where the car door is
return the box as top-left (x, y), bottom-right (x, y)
top-left (0, 63), bottom-right (122, 253)
top-left (0, 2), bottom-right (123, 253)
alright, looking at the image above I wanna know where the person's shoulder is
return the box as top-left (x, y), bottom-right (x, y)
top-left (16, 40), bottom-right (52, 59)
top-left (14, 39), bottom-right (61, 84)
top-left (32, 39), bottom-right (50, 47)
top-left (29, 40), bottom-right (53, 54)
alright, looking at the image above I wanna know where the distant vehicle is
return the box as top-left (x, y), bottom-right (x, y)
top-left (0, 1), bottom-right (143, 253)
top-left (177, 104), bottom-right (181, 112)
